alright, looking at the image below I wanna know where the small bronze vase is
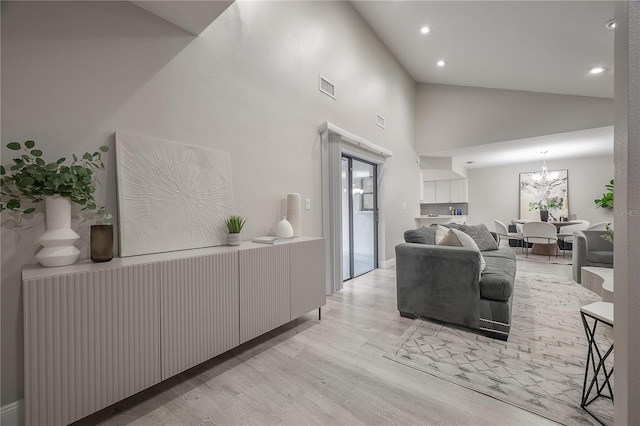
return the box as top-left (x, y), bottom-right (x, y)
top-left (91, 224), bottom-right (114, 262)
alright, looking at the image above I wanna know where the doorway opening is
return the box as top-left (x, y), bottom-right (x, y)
top-left (341, 155), bottom-right (378, 281)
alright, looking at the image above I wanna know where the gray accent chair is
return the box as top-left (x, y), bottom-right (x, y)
top-left (396, 227), bottom-right (517, 340)
top-left (572, 230), bottom-right (614, 283)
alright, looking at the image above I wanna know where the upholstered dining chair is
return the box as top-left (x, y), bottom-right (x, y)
top-left (557, 220), bottom-right (590, 257)
top-left (494, 220), bottom-right (524, 252)
top-left (522, 221), bottom-right (559, 260)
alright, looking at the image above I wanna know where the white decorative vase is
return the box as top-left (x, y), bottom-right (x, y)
top-left (275, 216), bottom-right (294, 239)
top-left (35, 195), bottom-right (81, 267)
top-left (227, 233), bottom-right (241, 246)
top-left (286, 193), bottom-right (301, 238)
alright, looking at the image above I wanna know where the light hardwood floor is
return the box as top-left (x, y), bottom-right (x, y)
top-left (77, 263), bottom-right (559, 426)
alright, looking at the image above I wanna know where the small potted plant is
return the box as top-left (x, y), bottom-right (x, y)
top-left (1, 140), bottom-right (109, 266)
top-left (225, 215), bottom-right (246, 246)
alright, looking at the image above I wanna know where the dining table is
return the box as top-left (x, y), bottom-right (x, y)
top-left (515, 219), bottom-right (581, 256)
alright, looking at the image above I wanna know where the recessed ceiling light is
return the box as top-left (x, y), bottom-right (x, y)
top-left (606, 19), bottom-right (616, 29)
top-left (437, 60), bottom-right (447, 67)
top-left (420, 26), bottom-right (430, 34)
top-left (590, 66), bottom-right (606, 74)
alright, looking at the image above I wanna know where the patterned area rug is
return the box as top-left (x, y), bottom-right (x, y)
top-left (384, 263), bottom-right (614, 425)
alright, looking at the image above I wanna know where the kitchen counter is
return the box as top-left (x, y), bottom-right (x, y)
top-left (415, 215), bottom-right (467, 226)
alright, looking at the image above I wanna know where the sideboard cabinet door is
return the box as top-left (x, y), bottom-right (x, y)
top-left (290, 239), bottom-right (327, 319)
top-left (239, 244), bottom-right (291, 344)
top-left (23, 264), bottom-right (161, 426)
top-left (161, 252), bottom-right (240, 379)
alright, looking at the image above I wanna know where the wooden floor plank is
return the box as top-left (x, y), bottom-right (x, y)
top-left (80, 263), bottom-right (559, 426)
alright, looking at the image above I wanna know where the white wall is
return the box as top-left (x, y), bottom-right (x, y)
top-left (416, 83), bottom-right (614, 154)
top-left (0, 1), bottom-right (418, 406)
top-left (466, 155), bottom-right (614, 228)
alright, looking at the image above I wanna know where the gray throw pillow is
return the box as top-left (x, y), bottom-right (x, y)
top-left (459, 223), bottom-right (499, 251)
top-left (404, 226), bottom-right (436, 245)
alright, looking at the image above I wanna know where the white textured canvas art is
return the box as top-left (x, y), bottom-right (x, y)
top-left (115, 132), bottom-right (233, 257)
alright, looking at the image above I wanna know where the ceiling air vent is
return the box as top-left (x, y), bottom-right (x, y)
top-left (376, 114), bottom-right (385, 129)
top-left (319, 75), bottom-right (336, 99)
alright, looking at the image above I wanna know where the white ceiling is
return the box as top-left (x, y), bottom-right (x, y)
top-left (424, 125), bottom-right (613, 169)
top-left (351, 1), bottom-right (615, 169)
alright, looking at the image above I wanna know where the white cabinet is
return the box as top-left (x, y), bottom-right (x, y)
top-left (240, 244), bottom-right (291, 343)
top-left (435, 180), bottom-right (452, 203)
top-left (423, 181), bottom-right (436, 203)
top-left (23, 238), bottom-right (326, 425)
top-left (161, 251), bottom-right (240, 379)
top-left (23, 263), bottom-right (162, 426)
top-left (423, 179), bottom-right (468, 203)
top-left (290, 238), bottom-right (326, 319)
top-left (450, 179), bottom-right (467, 202)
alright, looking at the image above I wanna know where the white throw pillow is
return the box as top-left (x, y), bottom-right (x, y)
top-left (435, 224), bottom-right (450, 245)
top-left (438, 228), bottom-right (487, 273)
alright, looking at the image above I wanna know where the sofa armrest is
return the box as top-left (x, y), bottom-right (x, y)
top-left (572, 231), bottom-right (588, 282)
top-left (395, 243), bottom-right (482, 329)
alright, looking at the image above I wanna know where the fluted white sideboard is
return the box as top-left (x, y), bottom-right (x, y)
top-left (23, 237), bottom-right (326, 426)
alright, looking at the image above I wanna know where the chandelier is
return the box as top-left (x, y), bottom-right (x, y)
top-left (531, 151), bottom-right (559, 183)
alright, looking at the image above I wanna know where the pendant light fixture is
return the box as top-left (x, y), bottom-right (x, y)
top-left (531, 151), bottom-right (559, 183)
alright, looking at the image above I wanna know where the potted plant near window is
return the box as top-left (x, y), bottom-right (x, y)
top-left (225, 215), bottom-right (246, 246)
top-left (1, 140), bottom-right (110, 266)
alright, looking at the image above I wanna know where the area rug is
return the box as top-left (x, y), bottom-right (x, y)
top-left (384, 265), bottom-right (613, 425)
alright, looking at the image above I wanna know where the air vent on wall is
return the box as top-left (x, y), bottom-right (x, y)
top-left (319, 75), bottom-right (336, 99)
top-left (376, 114), bottom-right (385, 129)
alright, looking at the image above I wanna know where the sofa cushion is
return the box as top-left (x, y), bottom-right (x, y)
top-left (587, 251), bottom-right (614, 265)
top-left (459, 223), bottom-right (499, 251)
top-left (438, 228), bottom-right (486, 272)
top-left (480, 254), bottom-right (516, 301)
top-left (404, 226), bottom-right (436, 245)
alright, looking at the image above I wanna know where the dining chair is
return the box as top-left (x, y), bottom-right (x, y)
top-left (494, 220), bottom-right (524, 252)
top-left (557, 220), bottom-right (590, 257)
top-left (522, 222), bottom-right (559, 260)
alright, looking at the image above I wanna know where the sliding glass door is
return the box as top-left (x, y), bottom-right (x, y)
top-left (342, 155), bottom-right (378, 281)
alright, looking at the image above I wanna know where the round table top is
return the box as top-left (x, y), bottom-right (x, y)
top-left (515, 219), bottom-right (581, 227)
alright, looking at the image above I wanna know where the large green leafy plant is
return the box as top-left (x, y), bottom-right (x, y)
top-left (594, 179), bottom-right (614, 209)
top-left (0, 140), bottom-right (110, 220)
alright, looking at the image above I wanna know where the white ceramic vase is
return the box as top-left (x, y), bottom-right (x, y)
top-left (275, 216), bottom-right (294, 239)
top-left (35, 195), bottom-right (81, 267)
top-left (286, 193), bottom-right (301, 237)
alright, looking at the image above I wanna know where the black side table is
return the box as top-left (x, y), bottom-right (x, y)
top-left (580, 301), bottom-right (614, 425)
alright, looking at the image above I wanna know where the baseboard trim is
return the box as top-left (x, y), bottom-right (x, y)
top-left (1, 399), bottom-right (24, 426)
top-left (380, 257), bottom-right (396, 269)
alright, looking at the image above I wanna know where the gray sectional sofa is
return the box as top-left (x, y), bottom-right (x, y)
top-left (395, 225), bottom-right (517, 340)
